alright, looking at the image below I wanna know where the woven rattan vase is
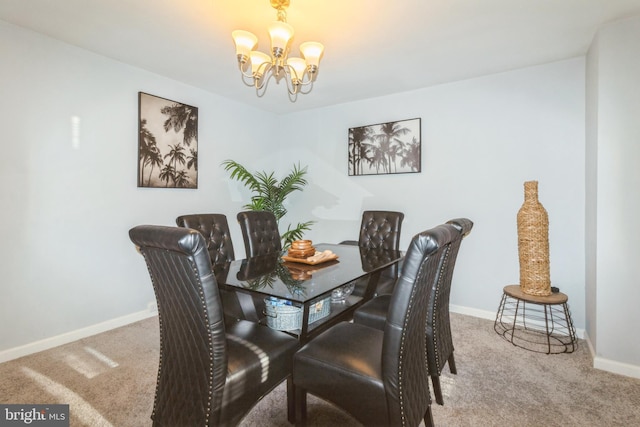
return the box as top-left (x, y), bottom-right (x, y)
top-left (517, 181), bottom-right (551, 296)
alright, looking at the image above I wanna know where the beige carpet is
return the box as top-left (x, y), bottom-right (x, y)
top-left (1, 313), bottom-right (639, 426)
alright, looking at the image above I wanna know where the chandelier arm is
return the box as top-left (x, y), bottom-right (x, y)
top-left (239, 67), bottom-right (257, 81)
top-left (288, 75), bottom-right (315, 95)
top-left (240, 73), bottom-right (257, 88)
top-left (297, 82), bottom-right (314, 95)
top-left (255, 71), bottom-right (274, 98)
top-left (280, 64), bottom-right (301, 96)
top-left (296, 76), bottom-right (315, 86)
top-left (254, 62), bottom-right (274, 90)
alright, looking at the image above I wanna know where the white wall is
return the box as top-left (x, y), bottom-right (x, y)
top-left (0, 20), bottom-right (276, 355)
top-left (587, 16), bottom-right (640, 371)
top-left (278, 59), bottom-right (586, 326)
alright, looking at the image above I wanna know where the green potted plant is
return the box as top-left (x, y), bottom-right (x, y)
top-left (222, 159), bottom-right (314, 249)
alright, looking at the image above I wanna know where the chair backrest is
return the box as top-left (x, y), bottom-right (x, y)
top-left (381, 224), bottom-right (456, 426)
top-left (440, 218), bottom-right (473, 299)
top-left (236, 210), bottom-right (282, 258)
top-left (358, 210), bottom-right (404, 250)
top-left (358, 210), bottom-right (404, 278)
top-left (438, 218), bottom-right (473, 303)
top-left (129, 225), bottom-right (227, 426)
top-left (175, 213), bottom-right (235, 264)
top-left (426, 218), bottom-right (474, 372)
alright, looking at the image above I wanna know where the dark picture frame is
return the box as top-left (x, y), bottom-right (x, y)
top-left (348, 117), bottom-right (421, 176)
top-left (138, 92), bottom-right (198, 188)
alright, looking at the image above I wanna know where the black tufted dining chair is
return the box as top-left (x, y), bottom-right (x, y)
top-left (237, 210), bottom-right (282, 258)
top-left (293, 225), bottom-right (458, 427)
top-left (176, 213), bottom-right (236, 264)
top-left (130, 225), bottom-right (299, 426)
top-left (353, 218), bottom-right (474, 405)
top-left (341, 210), bottom-right (404, 296)
top-left (176, 213), bottom-right (263, 322)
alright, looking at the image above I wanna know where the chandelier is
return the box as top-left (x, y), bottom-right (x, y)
top-left (232, 0), bottom-right (324, 101)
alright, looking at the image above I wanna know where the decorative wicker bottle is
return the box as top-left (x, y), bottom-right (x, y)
top-left (517, 181), bottom-right (551, 296)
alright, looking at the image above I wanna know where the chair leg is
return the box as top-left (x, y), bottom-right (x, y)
top-left (431, 375), bottom-right (444, 405)
top-left (424, 404), bottom-right (434, 427)
top-left (287, 377), bottom-right (295, 424)
top-left (294, 386), bottom-right (307, 426)
top-left (448, 352), bottom-right (457, 375)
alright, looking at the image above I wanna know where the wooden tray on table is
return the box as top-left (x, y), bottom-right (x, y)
top-left (282, 254), bottom-right (340, 280)
top-left (281, 253), bottom-right (339, 265)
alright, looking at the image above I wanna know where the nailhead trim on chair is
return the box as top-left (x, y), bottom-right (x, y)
top-left (398, 258), bottom-right (430, 426)
top-left (139, 250), bottom-right (163, 421)
top-left (193, 258), bottom-right (215, 426)
top-left (141, 249), bottom-right (217, 425)
top-left (431, 247), bottom-right (451, 374)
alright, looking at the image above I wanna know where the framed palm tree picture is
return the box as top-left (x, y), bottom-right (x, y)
top-left (348, 118), bottom-right (421, 176)
top-left (138, 92), bottom-right (198, 188)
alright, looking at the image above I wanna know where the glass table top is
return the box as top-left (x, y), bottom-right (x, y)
top-left (213, 243), bottom-right (403, 304)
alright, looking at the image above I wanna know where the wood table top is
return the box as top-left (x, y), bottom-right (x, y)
top-left (503, 284), bottom-right (568, 304)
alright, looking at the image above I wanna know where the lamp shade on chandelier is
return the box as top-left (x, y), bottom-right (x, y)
top-left (232, 0), bottom-right (324, 101)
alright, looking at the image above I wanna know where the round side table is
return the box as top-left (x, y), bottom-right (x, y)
top-left (494, 285), bottom-right (577, 354)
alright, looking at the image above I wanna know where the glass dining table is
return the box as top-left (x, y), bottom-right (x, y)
top-left (213, 243), bottom-right (403, 342)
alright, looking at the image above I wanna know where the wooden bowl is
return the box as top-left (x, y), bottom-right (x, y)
top-left (287, 247), bottom-right (316, 259)
top-left (291, 240), bottom-right (313, 250)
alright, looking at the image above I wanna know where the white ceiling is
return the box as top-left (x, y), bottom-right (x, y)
top-left (2, 0), bottom-right (640, 114)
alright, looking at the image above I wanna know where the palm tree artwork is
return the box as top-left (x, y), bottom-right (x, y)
top-left (348, 118), bottom-right (421, 176)
top-left (137, 92), bottom-right (198, 188)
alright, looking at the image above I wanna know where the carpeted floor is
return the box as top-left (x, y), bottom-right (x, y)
top-left (1, 313), bottom-right (639, 426)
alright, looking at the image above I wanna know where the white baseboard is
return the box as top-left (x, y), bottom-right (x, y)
top-left (450, 304), bottom-right (497, 322)
top-left (582, 330), bottom-right (640, 379)
top-left (0, 309), bottom-right (157, 364)
top-left (593, 356), bottom-right (640, 379)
